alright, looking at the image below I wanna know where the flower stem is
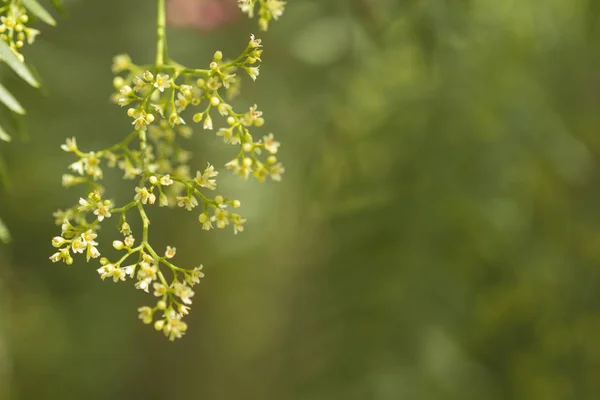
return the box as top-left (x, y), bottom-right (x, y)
top-left (156, 0), bottom-right (167, 66)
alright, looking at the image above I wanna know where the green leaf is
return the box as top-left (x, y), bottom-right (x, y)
top-left (22, 0), bottom-right (57, 26)
top-left (0, 82), bottom-right (25, 115)
top-left (0, 216), bottom-right (11, 244)
top-left (0, 124), bottom-right (11, 142)
top-left (0, 41), bottom-right (39, 87)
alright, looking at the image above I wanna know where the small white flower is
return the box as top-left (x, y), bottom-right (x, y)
top-left (86, 245), bottom-right (101, 261)
top-left (69, 160), bottom-right (84, 175)
top-left (194, 168), bottom-right (217, 190)
top-left (270, 163), bottom-right (285, 181)
top-left (199, 213), bottom-right (213, 230)
top-left (176, 196), bottom-right (198, 211)
top-left (178, 304), bottom-right (190, 316)
top-left (71, 238), bottom-right (86, 254)
top-left (165, 246), bottom-right (176, 259)
top-left (249, 34), bottom-right (262, 48)
top-left (137, 262), bottom-right (157, 282)
top-left (163, 317), bottom-right (188, 341)
top-left (172, 282), bottom-right (195, 305)
top-left (203, 114), bottom-right (213, 130)
top-left (82, 230), bottom-right (98, 246)
top-left (211, 208), bottom-right (229, 229)
top-left (138, 306), bottom-right (153, 324)
top-left (154, 74), bottom-right (171, 92)
top-left (217, 127), bottom-right (235, 144)
top-left (52, 236), bottom-right (67, 248)
top-left (153, 282), bottom-right (168, 297)
top-left (94, 201), bottom-right (112, 221)
top-left (124, 235), bottom-right (135, 247)
top-left (134, 187), bottom-right (152, 204)
top-left (225, 159), bottom-right (240, 171)
top-left (97, 264), bottom-right (116, 280)
top-left (123, 265), bottom-right (136, 278)
top-left (112, 267), bottom-right (127, 282)
top-left (186, 265), bottom-right (205, 286)
top-left (120, 222), bottom-right (132, 235)
top-left (61, 137), bottom-right (77, 152)
top-left (135, 278), bottom-right (152, 293)
top-left (50, 251), bottom-right (62, 263)
top-left (160, 174), bottom-right (173, 186)
top-left (263, 133), bottom-right (280, 154)
top-left (62, 174), bottom-right (77, 187)
top-left (245, 66), bottom-right (260, 81)
top-left (231, 213), bottom-right (247, 235)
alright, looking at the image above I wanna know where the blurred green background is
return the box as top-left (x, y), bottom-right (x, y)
top-left (1, 0), bottom-right (600, 398)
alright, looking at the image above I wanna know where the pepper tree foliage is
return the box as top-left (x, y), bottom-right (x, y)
top-left (0, 0), bottom-right (57, 243)
top-left (50, 0), bottom-right (286, 341)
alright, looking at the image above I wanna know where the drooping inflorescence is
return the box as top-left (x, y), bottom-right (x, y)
top-left (50, 33), bottom-right (284, 341)
top-left (238, 0), bottom-right (285, 31)
top-left (0, 0), bottom-right (41, 62)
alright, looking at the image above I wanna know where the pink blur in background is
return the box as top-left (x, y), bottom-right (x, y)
top-left (168, 0), bottom-right (239, 30)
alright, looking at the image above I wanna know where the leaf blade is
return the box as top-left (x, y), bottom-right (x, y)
top-left (22, 0), bottom-right (57, 26)
top-left (0, 216), bottom-right (11, 244)
top-left (0, 41), bottom-right (39, 87)
top-left (0, 82), bottom-right (25, 115)
top-left (0, 124), bottom-right (12, 142)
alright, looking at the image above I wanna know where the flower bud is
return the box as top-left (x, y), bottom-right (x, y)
top-left (232, 200), bottom-right (241, 208)
top-left (210, 96), bottom-right (220, 106)
top-left (113, 76), bottom-right (125, 89)
top-left (215, 195), bottom-right (224, 204)
top-left (52, 237), bottom-right (67, 248)
top-left (259, 18), bottom-right (268, 32)
top-left (154, 319), bottom-right (165, 331)
top-left (143, 70), bottom-right (154, 82)
top-left (213, 51), bottom-right (223, 61)
top-left (113, 240), bottom-right (124, 250)
top-left (159, 192), bottom-right (169, 207)
top-left (119, 85), bottom-right (133, 95)
top-left (203, 115), bottom-right (213, 130)
top-left (149, 176), bottom-right (158, 185)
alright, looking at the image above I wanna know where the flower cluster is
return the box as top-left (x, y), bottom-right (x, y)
top-left (0, 1), bottom-right (40, 61)
top-left (111, 34), bottom-right (283, 182)
top-left (238, 0), bottom-right (285, 31)
top-left (50, 34), bottom-right (283, 340)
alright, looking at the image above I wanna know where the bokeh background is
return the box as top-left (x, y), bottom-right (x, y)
top-left (1, 0), bottom-right (600, 398)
